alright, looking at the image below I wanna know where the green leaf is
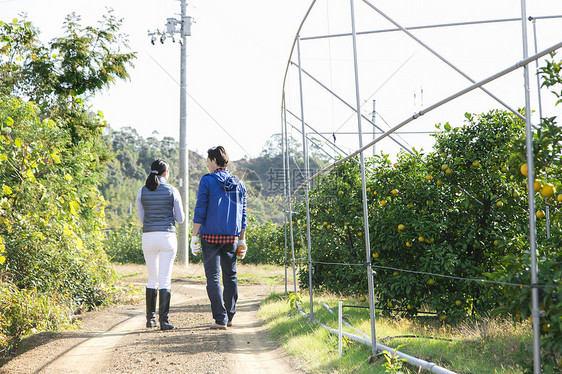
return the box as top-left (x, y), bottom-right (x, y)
top-left (14, 137), bottom-right (22, 147)
top-left (6, 117), bottom-right (13, 126)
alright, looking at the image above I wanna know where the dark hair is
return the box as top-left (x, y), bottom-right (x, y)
top-left (207, 146), bottom-right (229, 167)
top-left (145, 158), bottom-right (169, 191)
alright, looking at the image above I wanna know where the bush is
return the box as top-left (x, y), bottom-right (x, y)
top-left (0, 282), bottom-right (74, 359)
top-left (103, 224), bottom-right (144, 264)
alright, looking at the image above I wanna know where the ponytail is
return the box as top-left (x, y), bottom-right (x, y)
top-left (145, 158), bottom-right (169, 191)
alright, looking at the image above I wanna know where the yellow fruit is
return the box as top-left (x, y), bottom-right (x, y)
top-left (445, 168), bottom-right (452, 175)
top-left (558, 194), bottom-right (562, 203)
top-left (425, 175), bottom-right (433, 180)
top-left (536, 210), bottom-right (545, 218)
top-left (541, 183), bottom-right (556, 197)
top-left (427, 278), bottom-right (436, 285)
top-left (366, 187), bottom-right (371, 192)
top-left (302, 224), bottom-right (307, 228)
top-left (326, 225), bottom-right (332, 230)
top-left (392, 271), bottom-right (399, 276)
top-left (372, 253), bottom-right (379, 258)
top-left (398, 224), bottom-right (405, 231)
top-left (418, 236), bottom-right (424, 242)
top-left (323, 222), bottom-right (327, 226)
top-left (391, 189), bottom-right (399, 195)
top-left (534, 180), bottom-right (542, 193)
top-left (357, 232), bottom-right (363, 237)
top-left (338, 190), bottom-right (343, 196)
top-left (328, 271), bottom-right (331, 274)
top-left (407, 304), bottom-right (412, 310)
top-left (359, 296), bottom-right (366, 302)
top-left (496, 201), bottom-right (504, 207)
top-left (472, 160), bottom-right (480, 167)
top-left (441, 164), bottom-right (448, 171)
top-left (520, 163), bottom-right (528, 177)
top-left (436, 180), bottom-right (443, 186)
top-left (493, 240), bottom-right (499, 246)
top-left (373, 190), bottom-right (377, 196)
top-left (380, 200), bottom-right (387, 206)
top-left (406, 241), bottom-right (412, 247)
top-left (393, 163), bottom-right (399, 168)
top-left (297, 240), bottom-right (301, 245)
top-left (455, 300), bottom-right (462, 306)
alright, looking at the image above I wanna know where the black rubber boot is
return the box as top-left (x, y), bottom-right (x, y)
top-left (159, 289), bottom-right (174, 330)
top-left (146, 288), bottom-right (158, 328)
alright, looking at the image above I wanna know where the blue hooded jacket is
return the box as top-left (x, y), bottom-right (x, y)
top-left (193, 170), bottom-right (247, 236)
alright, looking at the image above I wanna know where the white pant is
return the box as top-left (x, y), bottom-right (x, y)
top-left (142, 232), bottom-right (177, 290)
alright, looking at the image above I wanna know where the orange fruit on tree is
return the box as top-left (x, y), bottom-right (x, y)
top-left (536, 210), bottom-right (545, 218)
top-left (406, 241), bottom-right (412, 247)
top-left (391, 189), bottom-right (399, 195)
top-left (418, 236), bottom-right (424, 242)
top-left (541, 183), bottom-right (556, 197)
top-left (441, 164), bottom-right (448, 171)
top-left (472, 160), bottom-right (480, 167)
top-left (558, 194), bottom-right (562, 203)
top-left (534, 180), bottom-right (543, 193)
top-left (493, 240), bottom-right (499, 246)
top-left (436, 180), bottom-right (443, 186)
top-left (496, 201), bottom-right (504, 207)
top-left (372, 252), bottom-right (379, 258)
top-left (380, 200), bottom-right (387, 206)
top-left (455, 300), bottom-right (462, 306)
top-left (445, 168), bottom-right (452, 175)
top-left (425, 175), bottom-right (433, 181)
top-left (398, 224), bottom-right (405, 231)
top-left (357, 232), bottom-right (363, 237)
top-left (520, 163), bottom-right (528, 177)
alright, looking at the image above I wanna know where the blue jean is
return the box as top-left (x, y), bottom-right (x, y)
top-left (201, 239), bottom-right (238, 325)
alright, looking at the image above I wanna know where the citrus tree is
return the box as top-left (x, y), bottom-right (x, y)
top-left (0, 14), bottom-right (135, 357)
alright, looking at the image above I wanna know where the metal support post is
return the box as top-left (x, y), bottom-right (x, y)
top-left (520, 1), bottom-right (541, 372)
top-left (296, 35), bottom-right (314, 320)
top-left (350, 0), bottom-right (377, 357)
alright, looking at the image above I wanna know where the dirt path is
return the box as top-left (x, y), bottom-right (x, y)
top-left (0, 265), bottom-right (306, 374)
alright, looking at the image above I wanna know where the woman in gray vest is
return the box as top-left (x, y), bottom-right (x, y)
top-left (136, 158), bottom-right (185, 330)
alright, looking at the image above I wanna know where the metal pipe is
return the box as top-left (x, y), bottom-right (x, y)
top-left (297, 307), bottom-right (457, 373)
top-left (284, 39), bottom-right (562, 206)
top-left (296, 35), bottom-right (315, 320)
top-left (520, 1), bottom-right (541, 372)
top-left (350, 0), bottom-right (377, 357)
top-left (301, 15), bottom-right (562, 41)
top-left (284, 104), bottom-right (298, 295)
top-left (282, 107), bottom-right (288, 297)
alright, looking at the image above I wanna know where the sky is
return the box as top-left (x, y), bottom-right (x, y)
top-left (1, 0), bottom-right (562, 161)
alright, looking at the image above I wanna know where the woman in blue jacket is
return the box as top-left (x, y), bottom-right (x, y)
top-left (136, 158), bottom-right (185, 330)
top-left (191, 146), bottom-right (247, 329)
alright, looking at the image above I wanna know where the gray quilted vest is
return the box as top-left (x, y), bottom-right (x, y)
top-left (141, 182), bottom-right (176, 233)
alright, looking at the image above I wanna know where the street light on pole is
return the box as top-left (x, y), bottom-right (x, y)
top-left (148, 0), bottom-right (193, 266)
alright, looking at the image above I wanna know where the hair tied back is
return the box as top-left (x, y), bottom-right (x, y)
top-left (151, 170), bottom-right (159, 175)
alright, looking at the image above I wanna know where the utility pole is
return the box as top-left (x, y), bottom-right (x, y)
top-left (148, 0), bottom-right (193, 266)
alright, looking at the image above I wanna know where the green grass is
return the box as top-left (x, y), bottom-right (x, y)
top-left (258, 292), bottom-right (532, 373)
